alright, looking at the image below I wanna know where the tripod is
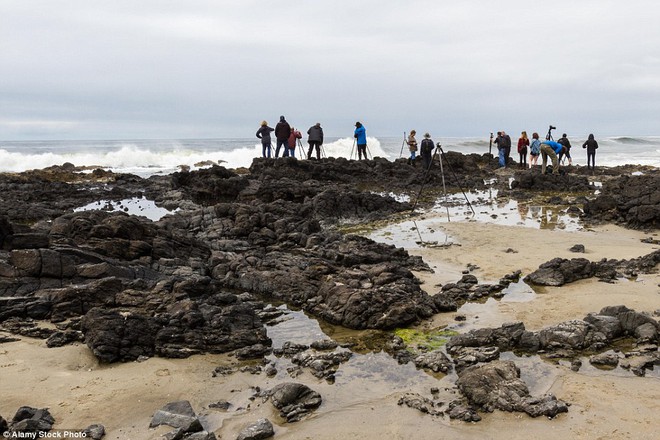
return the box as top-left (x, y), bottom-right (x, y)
top-left (411, 144), bottom-right (475, 216)
top-left (399, 132), bottom-right (406, 158)
top-left (545, 126), bottom-right (555, 141)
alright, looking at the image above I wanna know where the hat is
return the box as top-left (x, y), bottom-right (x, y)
top-left (280, 115), bottom-right (285, 121)
top-left (424, 133), bottom-right (430, 138)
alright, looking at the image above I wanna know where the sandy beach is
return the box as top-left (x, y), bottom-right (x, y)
top-left (2, 217), bottom-right (658, 440)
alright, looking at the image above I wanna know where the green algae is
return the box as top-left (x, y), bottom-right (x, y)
top-left (394, 328), bottom-right (459, 351)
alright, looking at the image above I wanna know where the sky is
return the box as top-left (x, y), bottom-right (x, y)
top-left (2, 0), bottom-right (660, 140)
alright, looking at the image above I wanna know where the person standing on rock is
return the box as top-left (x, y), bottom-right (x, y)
top-left (307, 123), bottom-right (324, 160)
top-left (287, 126), bottom-right (302, 158)
top-left (354, 122), bottom-right (367, 160)
top-left (529, 132), bottom-right (541, 167)
top-left (256, 120), bottom-right (275, 158)
top-left (540, 140), bottom-right (566, 175)
top-left (420, 133), bottom-right (434, 170)
top-left (582, 133), bottom-right (599, 170)
top-left (517, 131), bottom-right (529, 169)
top-left (275, 115), bottom-right (292, 158)
top-left (494, 131), bottom-right (511, 168)
top-left (557, 133), bottom-right (573, 165)
top-left (406, 130), bottom-right (418, 166)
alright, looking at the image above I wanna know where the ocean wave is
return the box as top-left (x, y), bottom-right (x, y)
top-left (609, 136), bottom-right (655, 145)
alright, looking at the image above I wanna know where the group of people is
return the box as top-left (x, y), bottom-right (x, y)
top-left (495, 130), bottom-right (600, 173)
top-left (256, 116), bottom-right (324, 160)
top-left (405, 130), bottom-right (436, 170)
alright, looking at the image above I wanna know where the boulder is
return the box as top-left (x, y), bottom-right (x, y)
top-left (236, 418), bottom-right (274, 440)
top-left (268, 383), bottom-right (322, 423)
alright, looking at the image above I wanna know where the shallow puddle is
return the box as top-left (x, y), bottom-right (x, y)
top-left (74, 196), bottom-right (176, 221)
top-left (429, 188), bottom-right (582, 231)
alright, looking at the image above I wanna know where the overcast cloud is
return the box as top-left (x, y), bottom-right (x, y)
top-left (2, 0), bottom-right (659, 139)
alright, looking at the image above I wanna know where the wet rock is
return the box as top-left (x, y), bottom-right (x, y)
top-left (9, 406), bottom-right (55, 434)
top-left (273, 342), bottom-right (309, 357)
top-left (83, 424), bottom-right (106, 440)
top-left (447, 322), bottom-right (526, 352)
top-left (590, 352), bottom-right (620, 368)
top-left (583, 313), bottom-right (623, 340)
top-left (569, 244), bottom-right (585, 253)
top-left (236, 418), bottom-right (274, 440)
top-left (310, 339), bottom-right (339, 351)
top-left (149, 401), bottom-right (203, 434)
top-left (234, 344), bottom-right (272, 360)
top-left (413, 349), bottom-right (453, 373)
top-left (208, 401), bottom-right (231, 411)
top-left (619, 352), bottom-right (659, 377)
top-left (525, 251), bottom-right (660, 286)
top-left (46, 330), bottom-right (83, 347)
top-left (456, 361), bottom-right (568, 418)
top-left (268, 383), bottom-right (322, 423)
top-left (397, 393), bottom-right (443, 416)
top-left (451, 346), bottom-right (500, 371)
top-left (291, 350), bottom-right (353, 381)
top-left (446, 401), bottom-right (481, 422)
top-left (538, 320), bottom-right (599, 350)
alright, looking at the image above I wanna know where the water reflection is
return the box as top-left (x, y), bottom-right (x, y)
top-left (74, 196), bottom-right (176, 221)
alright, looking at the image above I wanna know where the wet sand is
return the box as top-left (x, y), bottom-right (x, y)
top-left (1, 218), bottom-right (658, 439)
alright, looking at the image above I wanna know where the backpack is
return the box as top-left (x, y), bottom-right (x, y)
top-left (421, 139), bottom-right (434, 154)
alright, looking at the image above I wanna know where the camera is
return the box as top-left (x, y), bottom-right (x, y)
top-left (549, 125), bottom-right (556, 130)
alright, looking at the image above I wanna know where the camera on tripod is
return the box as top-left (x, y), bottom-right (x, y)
top-left (546, 125), bottom-right (556, 140)
top-left (549, 125), bottom-right (556, 130)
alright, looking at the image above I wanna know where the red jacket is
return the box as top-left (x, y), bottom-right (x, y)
top-left (517, 137), bottom-right (530, 153)
top-left (288, 130), bottom-right (302, 148)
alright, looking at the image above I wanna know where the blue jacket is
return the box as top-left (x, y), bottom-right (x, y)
top-left (542, 140), bottom-right (564, 155)
top-left (354, 125), bottom-right (367, 145)
top-left (530, 139), bottom-right (541, 155)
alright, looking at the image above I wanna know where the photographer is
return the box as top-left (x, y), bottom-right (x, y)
top-left (557, 133), bottom-right (573, 165)
top-left (540, 140), bottom-right (566, 175)
top-left (420, 133), bottom-right (434, 170)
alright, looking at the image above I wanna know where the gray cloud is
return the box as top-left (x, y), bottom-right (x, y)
top-left (1, 0), bottom-right (659, 139)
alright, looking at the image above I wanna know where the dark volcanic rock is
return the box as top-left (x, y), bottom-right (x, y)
top-left (9, 406), bottom-right (55, 434)
top-left (268, 382), bottom-right (322, 423)
top-left (236, 418), bottom-right (274, 440)
top-left (456, 361), bottom-right (568, 418)
top-left (583, 173), bottom-right (660, 229)
top-left (524, 250), bottom-right (660, 286)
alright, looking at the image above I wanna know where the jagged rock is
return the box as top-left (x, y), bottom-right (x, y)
top-left (589, 352), bottom-right (620, 368)
top-left (397, 393), bottom-right (442, 416)
top-left (9, 406), bottom-right (55, 434)
top-left (234, 344), bottom-right (272, 360)
top-left (149, 401), bottom-right (202, 433)
top-left (236, 418), bottom-right (274, 440)
top-left (268, 383), bottom-right (322, 423)
top-left (538, 320), bottom-right (600, 350)
top-left (414, 349), bottom-right (453, 373)
top-left (569, 244), bottom-right (585, 253)
top-left (290, 350), bottom-right (353, 381)
top-left (447, 322), bottom-right (526, 352)
top-left (456, 361), bottom-right (568, 418)
top-left (451, 346), bottom-right (500, 371)
top-left (46, 330), bottom-right (83, 347)
top-left (446, 401), bottom-right (481, 422)
top-left (83, 424), bottom-right (106, 440)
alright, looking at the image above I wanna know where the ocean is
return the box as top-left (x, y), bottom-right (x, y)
top-left (1, 136), bottom-right (658, 177)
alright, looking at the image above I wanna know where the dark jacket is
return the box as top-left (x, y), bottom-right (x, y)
top-left (558, 136), bottom-right (572, 150)
top-left (420, 138), bottom-right (434, 155)
top-left (275, 119), bottom-right (291, 140)
top-left (582, 134), bottom-right (598, 153)
top-left (256, 125), bottom-right (274, 143)
top-left (307, 124), bottom-right (324, 143)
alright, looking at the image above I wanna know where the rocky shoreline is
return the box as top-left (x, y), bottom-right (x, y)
top-left (0, 155), bottom-right (658, 439)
